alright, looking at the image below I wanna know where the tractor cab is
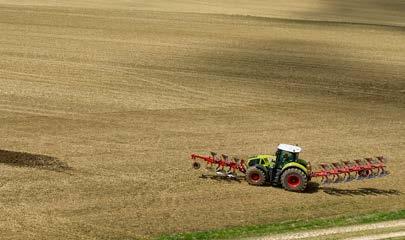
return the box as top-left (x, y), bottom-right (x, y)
top-left (275, 144), bottom-right (301, 168)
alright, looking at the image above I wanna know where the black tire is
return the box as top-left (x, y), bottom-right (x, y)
top-left (246, 167), bottom-right (266, 186)
top-left (192, 161), bottom-right (201, 170)
top-left (281, 168), bottom-right (308, 192)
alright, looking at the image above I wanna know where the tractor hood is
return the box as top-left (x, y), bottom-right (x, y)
top-left (249, 154), bottom-right (276, 160)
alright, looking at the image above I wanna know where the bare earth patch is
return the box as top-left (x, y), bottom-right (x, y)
top-left (0, 149), bottom-right (70, 171)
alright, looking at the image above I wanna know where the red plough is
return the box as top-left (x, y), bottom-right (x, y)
top-left (310, 156), bottom-right (389, 184)
top-left (191, 152), bottom-right (246, 178)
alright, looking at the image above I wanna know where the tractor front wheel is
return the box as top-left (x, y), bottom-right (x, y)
top-left (246, 167), bottom-right (267, 186)
top-left (281, 168), bottom-right (308, 192)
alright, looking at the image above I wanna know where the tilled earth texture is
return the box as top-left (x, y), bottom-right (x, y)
top-left (0, 1), bottom-right (404, 239)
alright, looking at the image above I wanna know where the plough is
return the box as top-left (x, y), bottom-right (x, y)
top-left (312, 157), bottom-right (389, 184)
top-left (191, 152), bottom-right (246, 177)
top-left (190, 144), bottom-right (389, 191)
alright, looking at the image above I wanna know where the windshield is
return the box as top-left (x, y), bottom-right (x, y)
top-left (277, 150), bottom-right (298, 162)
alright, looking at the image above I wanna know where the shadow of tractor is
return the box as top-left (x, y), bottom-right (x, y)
top-left (297, 182), bottom-right (400, 196)
top-left (197, 175), bottom-right (400, 196)
top-left (322, 187), bottom-right (401, 196)
top-left (0, 149), bottom-right (70, 172)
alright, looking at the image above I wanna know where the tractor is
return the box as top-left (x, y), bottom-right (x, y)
top-left (245, 144), bottom-right (310, 191)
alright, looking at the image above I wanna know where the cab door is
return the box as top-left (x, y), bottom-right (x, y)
top-left (275, 150), bottom-right (293, 168)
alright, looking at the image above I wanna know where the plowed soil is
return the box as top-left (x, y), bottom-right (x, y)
top-left (0, 1), bottom-right (404, 239)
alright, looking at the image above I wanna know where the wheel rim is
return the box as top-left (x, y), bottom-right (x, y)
top-left (251, 173), bottom-right (260, 181)
top-left (287, 175), bottom-right (301, 188)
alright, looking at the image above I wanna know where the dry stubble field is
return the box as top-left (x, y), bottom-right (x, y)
top-left (0, 1), bottom-right (404, 239)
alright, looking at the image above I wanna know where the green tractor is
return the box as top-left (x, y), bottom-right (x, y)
top-left (245, 144), bottom-right (311, 191)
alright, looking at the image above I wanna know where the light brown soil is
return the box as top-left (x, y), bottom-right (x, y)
top-left (0, 1), bottom-right (404, 239)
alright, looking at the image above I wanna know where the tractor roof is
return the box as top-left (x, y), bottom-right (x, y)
top-left (277, 144), bottom-right (301, 153)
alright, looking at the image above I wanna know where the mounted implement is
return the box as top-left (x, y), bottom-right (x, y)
top-left (190, 144), bottom-right (389, 192)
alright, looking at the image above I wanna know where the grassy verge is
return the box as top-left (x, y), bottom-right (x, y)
top-left (157, 210), bottom-right (405, 240)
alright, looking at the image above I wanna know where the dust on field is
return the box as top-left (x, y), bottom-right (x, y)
top-left (0, 1), bottom-right (404, 239)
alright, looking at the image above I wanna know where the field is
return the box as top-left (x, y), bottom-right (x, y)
top-left (0, 1), bottom-right (404, 239)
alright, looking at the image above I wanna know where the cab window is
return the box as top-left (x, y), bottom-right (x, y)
top-left (260, 158), bottom-right (268, 165)
top-left (278, 151), bottom-right (295, 162)
top-left (248, 158), bottom-right (260, 166)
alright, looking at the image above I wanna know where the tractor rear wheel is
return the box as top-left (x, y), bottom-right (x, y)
top-left (246, 167), bottom-right (266, 186)
top-left (281, 168), bottom-right (308, 192)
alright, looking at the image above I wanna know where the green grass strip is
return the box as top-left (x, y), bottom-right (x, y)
top-left (157, 209), bottom-right (405, 240)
